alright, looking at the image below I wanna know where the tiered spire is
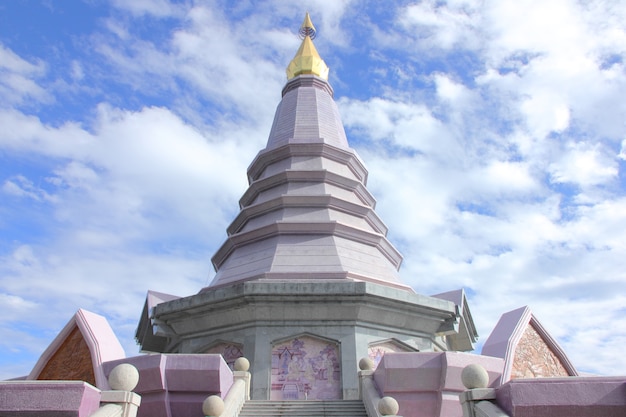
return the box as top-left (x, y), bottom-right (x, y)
top-left (286, 12), bottom-right (329, 80)
top-left (203, 13), bottom-right (410, 292)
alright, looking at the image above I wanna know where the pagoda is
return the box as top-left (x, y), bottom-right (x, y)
top-left (135, 13), bottom-right (477, 401)
top-left (5, 13), bottom-right (606, 417)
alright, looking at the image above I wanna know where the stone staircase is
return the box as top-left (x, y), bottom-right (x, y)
top-left (239, 400), bottom-right (368, 417)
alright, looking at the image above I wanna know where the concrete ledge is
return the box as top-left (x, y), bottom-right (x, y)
top-left (496, 377), bottom-right (626, 417)
top-left (0, 381), bottom-right (101, 417)
top-left (103, 354), bottom-right (233, 417)
top-left (374, 352), bottom-right (504, 417)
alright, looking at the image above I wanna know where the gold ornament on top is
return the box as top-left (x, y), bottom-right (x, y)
top-left (299, 12), bottom-right (316, 39)
top-left (286, 12), bottom-right (329, 80)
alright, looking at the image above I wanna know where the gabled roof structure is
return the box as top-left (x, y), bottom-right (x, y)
top-left (28, 309), bottom-right (125, 390)
top-left (481, 305), bottom-right (578, 382)
top-left (433, 289), bottom-right (478, 351)
top-left (135, 290), bottom-right (181, 352)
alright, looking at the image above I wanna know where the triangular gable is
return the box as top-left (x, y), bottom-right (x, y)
top-left (147, 289), bottom-right (181, 308)
top-left (432, 289), bottom-right (478, 351)
top-left (28, 309), bottom-right (125, 389)
top-left (481, 306), bottom-right (577, 382)
top-left (135, 290), bottom-right (181, 353)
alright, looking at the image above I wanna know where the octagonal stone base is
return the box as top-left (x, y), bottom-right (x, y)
top-left (147, 281), bottom-right (460, 400)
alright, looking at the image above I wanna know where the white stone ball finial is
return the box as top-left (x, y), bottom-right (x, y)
top-left (461, 364), bottom-right (489, 389)
top-left (234, 357), bottom-right (250, 372)
top-left (108, 363), bottom-right (139, 391)
top-left (359, 357), bottom-right (374, 371)
top-left (203, 395), bottom-right (225, 417)
top-left (378, 396), bottom-right (399, 416)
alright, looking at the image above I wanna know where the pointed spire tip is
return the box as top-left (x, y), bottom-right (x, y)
top-left (299, 11), bottom-right (316, 39)
top-left (287, 12), bottom-right (329, 81)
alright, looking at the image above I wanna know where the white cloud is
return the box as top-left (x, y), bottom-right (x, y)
top-left (0, 104), bottom-right (259, 248)
top-left (0, 292), bottom-right (38, 313)
top-left (549, 142), bottom-right (618, 187)
top-left (110, 0), bottom-right (185, 18)
top-left (434, 73), bottom-right (472, 105)
top-left (619, 139), bottom-right (626, 160)
top-left (485, 0), bottom-right (586, 62)
top-left (430, 0), bottom-right (622, 157)
top-left (3, 176), bottom-right (46, 201)
top-left (70, 60), bottom-right (84, 81)
top-left (520, 91), bottom-right (571, 137)
top-left (473, 160), bottom-right (538, 196)
top-left (0, 44), bottom-right (50, 106)
top-left (398, 0), bottom-right (482, 50)
top-left (306, 0), bottom-right (354, 47)
top-left (339, 97), bottom-right (462, 164)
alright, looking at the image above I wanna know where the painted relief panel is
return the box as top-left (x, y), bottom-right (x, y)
top-left (368, 340), bottom-right (414, 369)
top-left (205, 342), bottom-right (244, 370)
top-left (271, 335), bottom-right (341, 400)
top-left (511, 324), bottom-right (569, 379)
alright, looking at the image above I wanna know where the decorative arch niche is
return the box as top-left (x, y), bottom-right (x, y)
top-left (368, 339), bottom-right (417, 369)
top-left (270, 334), bottom-right (341, 400)
top-left (203, 341), bottom-right (244, 370)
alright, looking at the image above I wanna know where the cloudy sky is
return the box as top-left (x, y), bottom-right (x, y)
top-left (1, 0), bottom-right (625, 380)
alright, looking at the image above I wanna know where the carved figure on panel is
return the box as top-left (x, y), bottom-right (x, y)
top-left (271, 335), bottom-right (341, 400)
top-left (368, 339), bottom-right (416, 369)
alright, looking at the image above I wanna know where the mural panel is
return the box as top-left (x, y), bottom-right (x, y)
top-left (271, 335), bottom-right (341, 400)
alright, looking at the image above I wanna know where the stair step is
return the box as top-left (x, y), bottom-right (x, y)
top-left (239, 400), bottom-right (367, 417)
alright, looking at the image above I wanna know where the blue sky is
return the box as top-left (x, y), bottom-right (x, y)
top-left (1, 0), bottom-right (626, 379)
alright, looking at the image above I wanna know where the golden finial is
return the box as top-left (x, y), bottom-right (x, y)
top-left (286, 12), bottom-right (329, 81)
top-left (299, 12), bottom-right (316, 39)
